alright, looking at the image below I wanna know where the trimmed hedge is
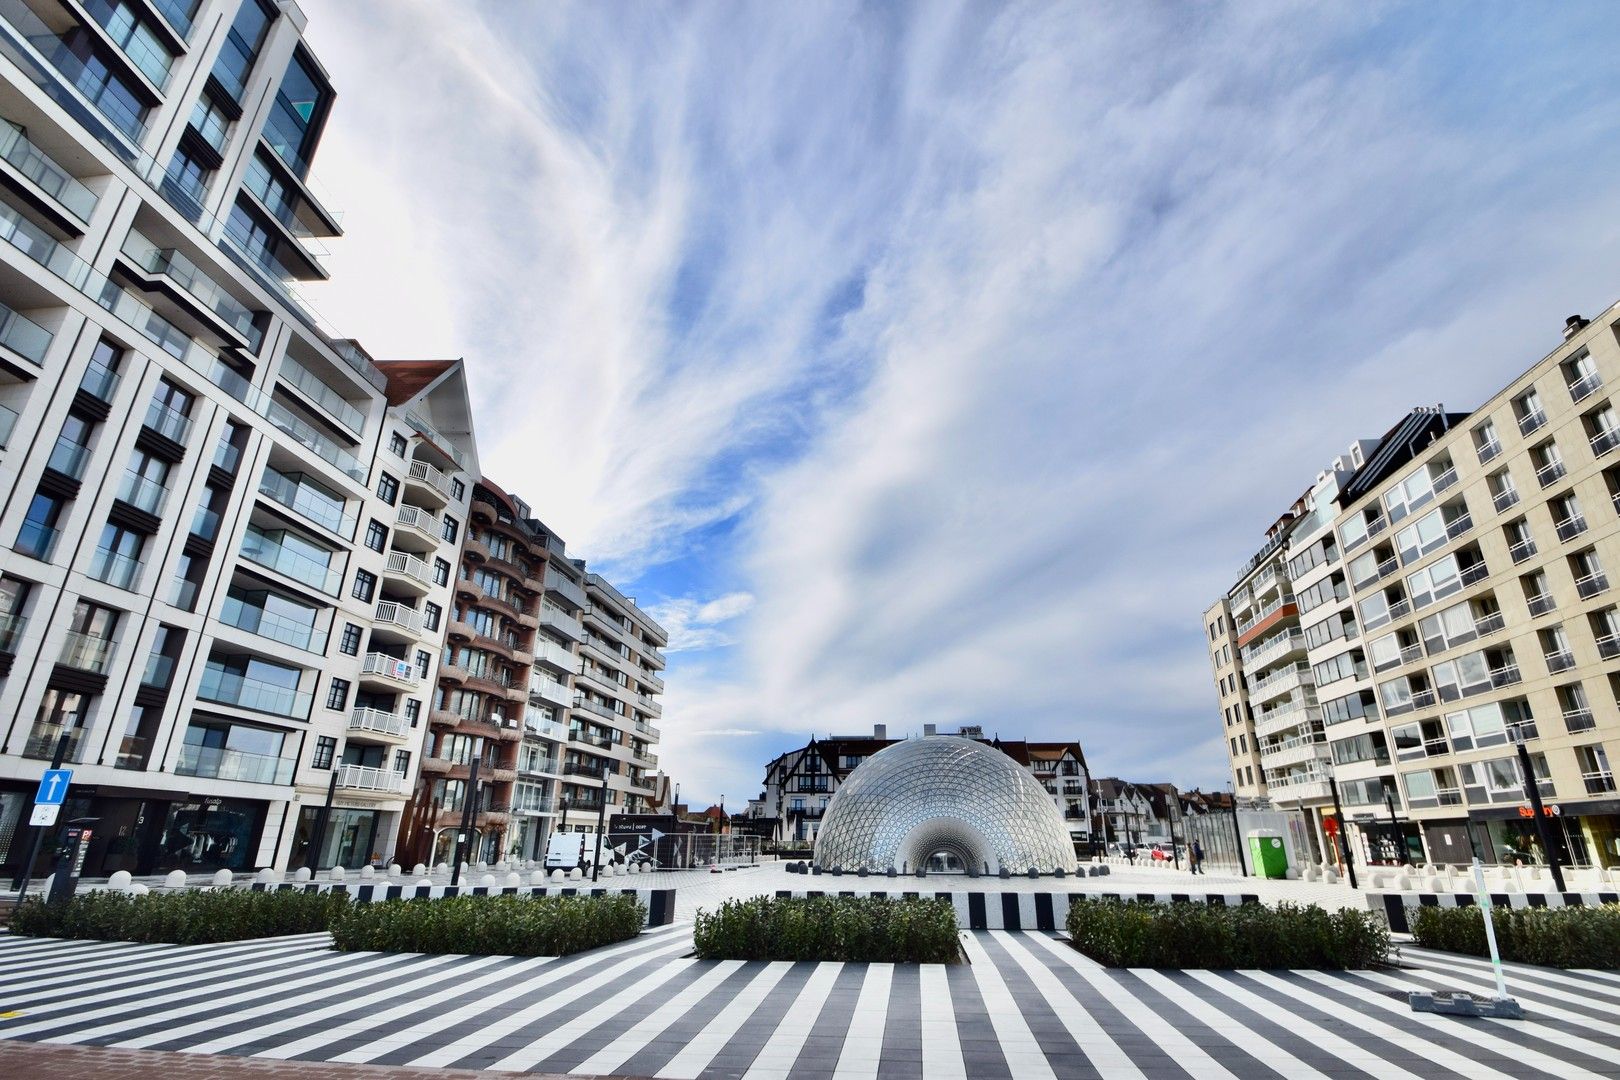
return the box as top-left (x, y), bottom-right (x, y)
top-left (1409, 903), bottom-right (1620, 969)
top-left (1066, 899), bottom-right (1389, 969)
top-left (10, 888), bottom-right (348, 944)
top-left (693, 895), bottom-right (959, 962)
top-left (329, 893), bottom-right (644, 956)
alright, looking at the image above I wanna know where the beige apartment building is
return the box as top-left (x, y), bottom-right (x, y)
top-left (1208, 308), bottom-right (1620, 870)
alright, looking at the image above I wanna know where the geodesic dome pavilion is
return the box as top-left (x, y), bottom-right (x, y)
top-left (812, 736), bottom-right (1079, 874)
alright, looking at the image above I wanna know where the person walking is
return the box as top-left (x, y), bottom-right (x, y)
top-left (1190, 839), bottom-right (1204, 875)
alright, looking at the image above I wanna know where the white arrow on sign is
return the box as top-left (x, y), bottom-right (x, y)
top-left (613, 843), bottom-right (627, 856)
top-left (650, 829), bottom-right (665, 841)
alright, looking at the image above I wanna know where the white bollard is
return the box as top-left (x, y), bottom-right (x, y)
top-left (211, 869), bottom-right (233, 888)
top-left (551, 869), bottom-right (565, 882)
top-left (478, 874), bottom-right (497, 887)
top-left (505, 873), bottom-right (522, 888)
top-left (130, 882), bottom-right (149, 895)
top-left (359, 865), bottom-right (375, 879)
top-left (414, 863), bottom-right (429, 877)
top-left (329, 866), bottom-right (346, 882)
top-left (255, 867), bottom-right (280, 884)
top-left (108, 870), bottom-right (133, 891)
top-left (530, 870), bottom-right (548, 886)
top-left (567, 868), bottom-right (582, 880)
top-left (165, 869), bottom-right (189, 889)
top-left (388, 863), bottom-right (402, 877)
top-left (293, 867), bottom-right (312, 882)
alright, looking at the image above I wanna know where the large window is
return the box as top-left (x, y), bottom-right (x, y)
top-left (262, 51), bottom-right (331, 177)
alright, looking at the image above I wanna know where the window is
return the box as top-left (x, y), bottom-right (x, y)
top-left (351, 569), bottom-right (376, 602)
top-left (1529, 439), bottom-right (1565, 487)
top-left (424, 602), bottom-right (441, 631)
top-left (415, 649), bottom-right (431, 678)
top-left (1312, 649), bottom-right (1365, 686)
top-left (389, 432), bottom-right (408, 456)
top-left (393, 749), bottom-right (411, 774)
top-left (141, 625), bottom-right (184, 689)
top-left (364, 519), bottom-right (387, 552)
top-left (1564, 349), bottom-right (1601, 402)
top-left (376, 473), bottom-right (399, 505)
top-left (1513, 387), bottom-right (1547, 435)
top-left (312, 735), bottom-right (337, 769)
top-left (441, 515), bottom-right (459, 544)
top-left (92, 523), bottom-right (146, 589)
top-left (433, 557), bottom-right (450, 586)
top-left (405, 699), bottom-right (421, 726)
top-left (326, 677), bottom-right (350, 710)
top-left (48, 415), bottom-right (94, 479)
top-left (338, 622), bottom-right (362, 655)
top-left (451, 478), bottom-right (466, 502)
top-left (1472, 419), bottom-right (1502, 463)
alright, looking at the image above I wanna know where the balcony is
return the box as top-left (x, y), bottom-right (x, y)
top-left (116, 469), bottom-right (167, 514)
top-left (540, 605), bottom-right (585, 642)
top-left (0, 611), bottom-right (25, 654)
top-left (58, 630), bottom-right (114, 673)
top-left (88, 545), bottom-right (142, 589)
top-left (1444, 512), bottom-right (1473, 540)
top-left (141, 397), bottom-right (191, 442)
top-left (121, 232), bottom-right (255, 342)
top-left (1240, 628), bottom-right (1306, 668)
top-left (393, 505), bottom-right (440, 552)
top-left (16, 518), bottom-right (59, 560)
top-left (1519, 408), bottom-right (1548, 436)
top-left (1584, 770), bottom-right (1618, 796)
top-left (1258, 737), bottom-right (1327, 770)
top-left (1400, 642), bottom-right (1425, 664)
top-left (0, 119), bottom-right (95, 224)
top-left (279, 359), bottom-right (364, 436)
top-left (1591, 428), bottom-right (1620, 459)
top-left (239, 531), bottom-right (341, 595)
top-left (1474, 611), bottom-right (1506, 636)
top-left (544, 570), bottom-right (587, 608)
top-left (1476, 438), bottom-right (1503, 464)
top-left (1234, 593), bottom-right (1295, 637)
top-left (1264, 774), bottom-right (1332, 804)
top-left (1526, 593), bottom-right (1555, 617)
top-left (1563, 707), bottom-right (1597, 733)
top-left (1576, 570), bottom-right (1610, 600)
top-left (404, 459), bottom-right (451, 506)
top-left (1544, 651), bottom-right (1576, 675)
top-left (218, 597), bottom-right (326, 653)
top-left (574, 696), bottom-right (622, 724)
top-left (1508, 538), bottom-right (1537, 564)
top-left (360, 651), bottom-right (420, 689)
top-left (1488, 662), bottom-right (1523, 687)
top-left (372, 600), bottom-right (425, 642)
top-left (1555, 514), bottom-right (1589, 543)
top-left (1245, 660), bottom-right (1311, 701)
top-left (335, 764), bottom-right (407, 796)
top-left (1491, 487), bottom-right (1519, 513)
top-left (1569, 371), bottom-right (1603, 403)
top-left (257, 469), bottom-right (355, 539)
top-left (382, 550), bottom-right (434, 595)
top-left (530, 675), bottom-right (572, 709)
top-left (349, 707), bottom-right (409, 740)
top-left (0, 298), bottom-right (50, 372)
top-left (176, 743), bottom-right (295, 785)
top-left (198, 666), bottom-right (311, 719)
top-left (1598, 632), bottom-right (1620, 660)
top-left (1409, 689), bottom-right (1437, 710)
top-left (1535, 459), bottom-right (1567, 488)
top-left (531, 636), bottom-right (576, 674)
top-left (1431, 466), bottom-right (1458, 494)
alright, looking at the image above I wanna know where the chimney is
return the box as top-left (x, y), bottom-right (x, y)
top-left (923, 723), bottom-right (937, 736)
top-left (1565, 315), bottom-right (1589, 341)
top-left (873, 723), bottom-right (886, 740)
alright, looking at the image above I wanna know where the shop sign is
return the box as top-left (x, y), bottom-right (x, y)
top-left (1516, 805), bottom-right (1561, 818)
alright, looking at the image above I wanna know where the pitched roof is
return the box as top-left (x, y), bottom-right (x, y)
top-left (374, 359), bottom-right (458, 406)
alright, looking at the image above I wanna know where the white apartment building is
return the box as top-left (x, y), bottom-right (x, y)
top-left (1208, 308), bottom-right (1620, 870)
top-left (0, 0), bottom-right (488, 877)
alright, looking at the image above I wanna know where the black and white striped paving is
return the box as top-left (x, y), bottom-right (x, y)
top-left (2, 928), bottom-right (1618, 1078)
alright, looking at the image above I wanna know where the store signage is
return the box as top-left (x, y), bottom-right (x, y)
top-left (1516, 805), bottom-right (1561, 818)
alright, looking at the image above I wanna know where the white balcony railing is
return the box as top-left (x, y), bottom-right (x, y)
top-left (407, 459), bottom-right (452, 500)
top-left (1576, 570), bottom-right (1610, 599)
top-left (384, 550), bottom-right (433, 587)
top-left (361, 651), bottom-right (420, 687)
top-left (349, 707), bottom-right (409, 738)
top-left (336, 764), bottom-right (407, 794)
top-left (374, 600), bottom-right (424, 636)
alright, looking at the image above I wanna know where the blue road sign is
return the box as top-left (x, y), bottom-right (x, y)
top-left (34, 769), bottom-right (71, 806)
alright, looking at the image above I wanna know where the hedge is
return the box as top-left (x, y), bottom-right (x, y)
top-left (1409, 903), bottom-right (1620, 969)
top-left (329, 893), bottom-right (644, 956)
top-left (10, 888), bottom-right (348, 944)
top-left (1066, 899), bottom-right (1389, 969)
top-left (693, 895), bottom-right (959, 962)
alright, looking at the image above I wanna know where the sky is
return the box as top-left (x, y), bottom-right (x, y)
top-left (301, 1), bottom-right (1620, 810)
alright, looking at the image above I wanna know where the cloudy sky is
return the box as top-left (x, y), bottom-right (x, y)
top-left (303, 1), bottom-right (1620, 808)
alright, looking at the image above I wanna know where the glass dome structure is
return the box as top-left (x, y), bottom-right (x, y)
top-left (813, 736), bottom-right (1079, 874)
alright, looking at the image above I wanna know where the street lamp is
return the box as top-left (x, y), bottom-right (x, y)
top-left (1324, 764), bottom-right (1358, 889)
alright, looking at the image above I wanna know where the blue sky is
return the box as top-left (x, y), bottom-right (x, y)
top-left (306, 1), bottom-right (1620, 809)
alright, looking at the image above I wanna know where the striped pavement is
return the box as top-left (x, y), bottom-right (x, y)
top-left (2, 929), bottom-right (1618, 1078)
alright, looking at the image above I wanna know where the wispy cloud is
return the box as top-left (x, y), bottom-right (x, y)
top-left (307, 1), bottom-right (1620, 805)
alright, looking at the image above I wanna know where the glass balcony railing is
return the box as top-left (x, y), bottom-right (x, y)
top-left (209, 30), bottom-right (251, 102)
top-left (0, 119), bottom-right (96, 222)
top-left (218, 595), bottom-right (327, 653)
top-left (0, 610), bottom-right (25, 652)
top-left (0, 4), bottom-right (148, 141)
top-left (121, 231), bottom-right (255, 338)
top-left (22, 722), bottom-right (83, 761)
top-left (0, 300), bottom-right (50, 369)
top-left (59, 629), bottom-right (114, 672)
top-left (16, 519), bottom-right (58, 560)
top-left (238, 532), bottom-right (341, 595)
top-left (150, 0), bottom-right (195, 38)
top-left (83, 0), bottom-right (174, 90)
top-left (176, 742), bottom-right (295, 785)
top-left (187, 97), bottom-right (229, 152)
top-left (143, 399), bottom-right (192, 443)
top-left (0, 402), bottom-right (14, 448)
top-left (279, 358), bottom-right (364, 434)
top-left (190, 504), bottom-right (219, 541)
top-left (79, 358), bottom-right (120, 402)
top-left (89, 545), bottom-right (142, 588)
top-left (117, 468), bottom-right (167, 513)
top-left (213, 438), bottom-right (241, 474)
top-left (197, 664), bottom-right (311, 719)
top-left (258, 467), bottom-right (355, 538)
top-left (45, 437), bottom-right (89, 479)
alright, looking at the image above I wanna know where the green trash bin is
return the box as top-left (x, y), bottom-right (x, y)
top-left (1248, 833), bottom-right (1288, 879)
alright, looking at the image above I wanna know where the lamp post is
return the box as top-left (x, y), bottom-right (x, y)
top-left (1512, 728), bottom-right (1565, 892)
top-left (1326, 769), bottom-right (1358, 889)
top-left (1383, 789), bottom-right (1407, 866)
top-left (1226, 780), bottom-right (1247, 877)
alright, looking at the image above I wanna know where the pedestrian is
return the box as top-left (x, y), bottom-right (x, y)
top-left (1191, 839), bottom-right (1204, 875)
top-left (1125, 842), bottom-right (1136, 866)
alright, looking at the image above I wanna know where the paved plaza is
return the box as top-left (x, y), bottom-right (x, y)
top-left (3, 908), bottom-right (1619, 1078)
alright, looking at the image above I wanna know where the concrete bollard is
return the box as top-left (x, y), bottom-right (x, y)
top-left (130, 882), bottom-right (149, 895)
top-left (108, 870), bottom-right (133, 891)
top-left (211, 869), bottom-right (233, 888)
top-left (567, 868), bottom-right (582, 880)
top-left (165, 869), bottom-right (189, 889)
top-left (551, 869), bottom-right (565, 882)
top-left (414, 863), bottom-right (429, 877)
top-left (387, 863), bottom-right (402, 878)
top-left (359, 865), bottom-right (375, 879)
top-left (293, 867), bottom-right (312, 882)
top-left (530, 870), bottom-right (549, 885)
top-left (329, 866), bottom-right (346, 883)
top-left (255, 867), bottom-right (280, 884)
top-left (478, 874), bottom-right (497, 887)
top-left (504, 873), bottom-right (522, 888)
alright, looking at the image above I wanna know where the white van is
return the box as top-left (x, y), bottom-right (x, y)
top-left (545, 832), bottom-right (590, 872)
